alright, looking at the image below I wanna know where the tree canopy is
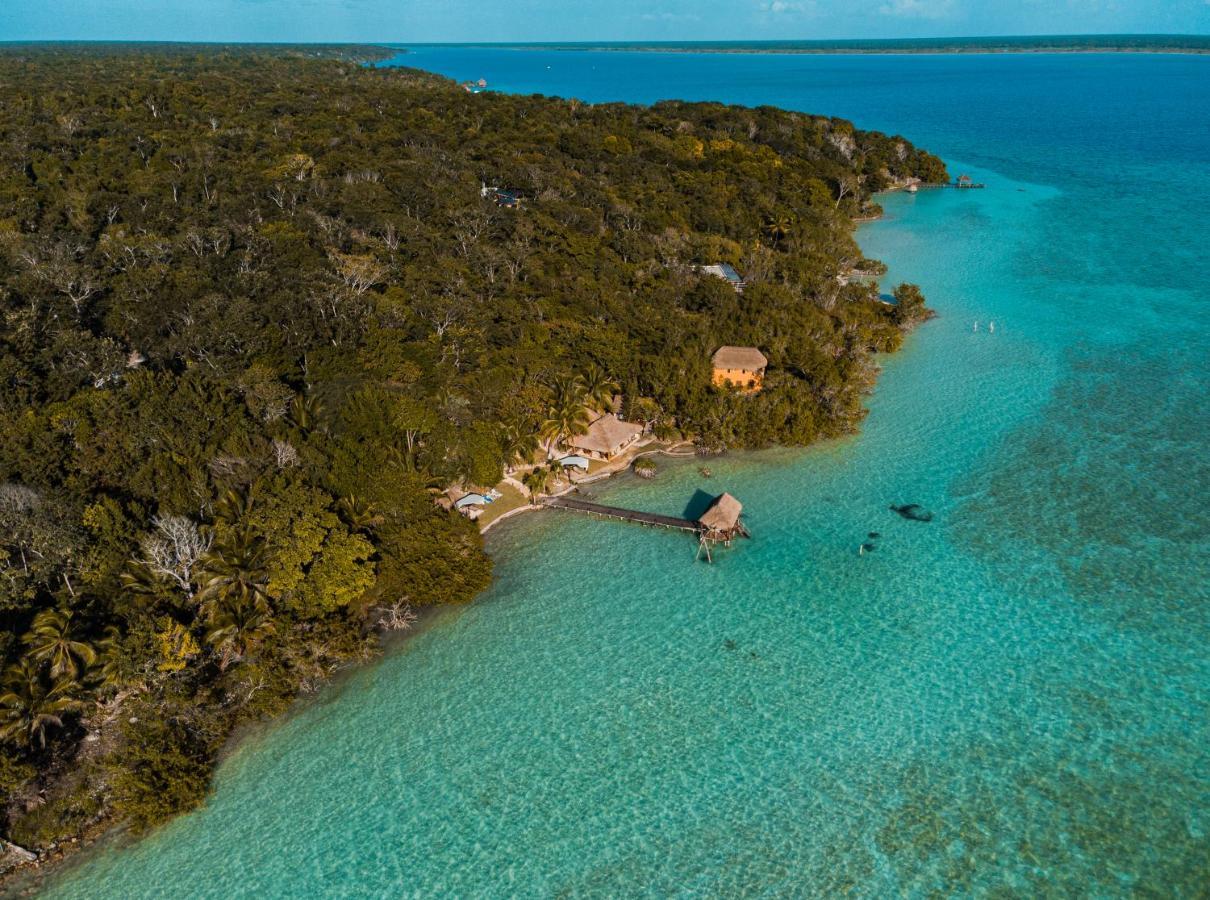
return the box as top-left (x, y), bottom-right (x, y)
top-left (0, 45), bottom-right (941, 858)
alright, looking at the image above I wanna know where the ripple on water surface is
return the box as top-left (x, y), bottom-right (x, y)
top-left (45, 52), bottom-right (1210, 897)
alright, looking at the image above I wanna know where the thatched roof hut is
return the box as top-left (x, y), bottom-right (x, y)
top-left (569, 413), bottom-right (643, 460)
top-left (698, 492), bottom-right (743, 534)
top-left (711, 346), bottom-right (767, 372)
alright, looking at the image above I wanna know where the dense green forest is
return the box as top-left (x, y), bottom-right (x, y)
top-left (0, 45), bottom-right (943, 859)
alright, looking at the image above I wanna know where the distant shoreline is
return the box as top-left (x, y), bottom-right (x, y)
top-left (395, 36), bottom-right (1210, 56)
top-left (3, 39), bottom-right (1207, 60)
top-left (525, 47), bottom-right (1210, 56)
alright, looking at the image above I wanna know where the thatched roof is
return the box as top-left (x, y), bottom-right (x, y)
top-left (569, 414), bottom-right (643, 456)
top-left (712, 346), bottom-right (767, 371)
top-left (698, 492), bottom-right (742, 532)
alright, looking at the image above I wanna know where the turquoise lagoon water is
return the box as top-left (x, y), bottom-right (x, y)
top-left (48, 52), bottom-right (1209, 896)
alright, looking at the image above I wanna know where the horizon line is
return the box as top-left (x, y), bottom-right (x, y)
top-left (1, 32), bottom-right (1209, 47)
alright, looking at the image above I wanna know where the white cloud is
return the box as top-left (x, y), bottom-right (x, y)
top-left (876, 0), bottom-right (957, 18)
top-left (756, 0), bottom-right (819, 15)
top-left (639, 10), bottom-right (701, 21)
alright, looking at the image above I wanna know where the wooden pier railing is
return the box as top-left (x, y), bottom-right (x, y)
top-left (543, 496), bottom-right (698, 532)
top-left (917, 180), bottom-right (986, 190)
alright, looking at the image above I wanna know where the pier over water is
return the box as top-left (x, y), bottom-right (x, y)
top-left (543, 492), bottom-right (750, 562)
top-left (543, 496), bottom-right (699, 532)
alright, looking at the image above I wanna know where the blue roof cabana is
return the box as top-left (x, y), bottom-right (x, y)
top-left (454, 493), bottom-right (490, 510)
top-left (696, 263), bottom-right (747, 293)
top-left (557, 455), bottom-right (591, 470)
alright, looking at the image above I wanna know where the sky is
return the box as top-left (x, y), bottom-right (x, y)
top-left (0, 0), bottom-right (1208, 44)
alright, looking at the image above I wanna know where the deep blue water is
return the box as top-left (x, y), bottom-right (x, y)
top-left (49, 49), bottom-right (1209, 897)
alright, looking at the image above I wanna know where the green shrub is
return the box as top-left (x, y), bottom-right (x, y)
top-left (109, 718), bottom-right (213, 833)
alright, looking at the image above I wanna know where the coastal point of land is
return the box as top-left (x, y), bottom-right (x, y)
top-left (0, 41), bottom-right (941, 886)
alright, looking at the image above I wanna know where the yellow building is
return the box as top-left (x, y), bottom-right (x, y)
top-left (711, 346), bottom-right (767, 392)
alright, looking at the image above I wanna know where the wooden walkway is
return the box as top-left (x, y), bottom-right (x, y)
top-left (544, 496), bottom-right (699, 532)
top-left (918, 182), bottom-right (986, 190)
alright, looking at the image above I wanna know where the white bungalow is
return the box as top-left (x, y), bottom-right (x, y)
top-left (557, 455), bottom-right (591, 471)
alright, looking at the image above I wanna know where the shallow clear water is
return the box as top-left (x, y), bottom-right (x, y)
top-left (49, 50), bottom-right (1209, 896)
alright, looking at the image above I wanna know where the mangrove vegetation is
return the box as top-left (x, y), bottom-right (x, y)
top-left (0, 44), bottom-right (942, 863)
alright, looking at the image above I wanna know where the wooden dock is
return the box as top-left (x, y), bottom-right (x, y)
top-left (543, 496), bottom-right (698, 532)
top-left (917, 181), bottom-right (986, 190)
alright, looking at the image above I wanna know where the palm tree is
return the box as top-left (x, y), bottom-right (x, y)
top-left (204, 595), bottom-right (276, 672)
top-left (628, 396), bottom-right (663, 431)
top-left (0, 659), bottom-right (84, 749)
top-left (23, 608), bottom-right (96, 680)
top-left (549, 374), bottom-right (584, 406)
top-left (501, 425), bottom-right (540, 473)
top-left (580, 364), bottom-right (619, 414)
top-left (537, 416), bottom-right (564, 458)
top-left (763, 213), bottom-right (794, 247)
top-left (196, 527), bottom-right (272, 621)
top-left (337, 496), bottom-right (384, 532)
top-left (213, 488), bottom-right (254, 526)
top-left (540, 375), bottom-right (591, 456)
top-left (120, 558), bottom-right (170, 604)
top-left (522, 466), bottom-right (555, 498)
top-left (94, 625), bottom-right (127, 693)
top-left (288, 394), bottom-right (325, 435)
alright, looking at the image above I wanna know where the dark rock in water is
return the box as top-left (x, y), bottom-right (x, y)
top-left (868, 531), bottom-right (881, 539)
top-left (890, 503), bottom-right (934, 522)
top-left (861, 542), bottom-right (876, 553)
top-left (723, 638), bottom-right (737, 651)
